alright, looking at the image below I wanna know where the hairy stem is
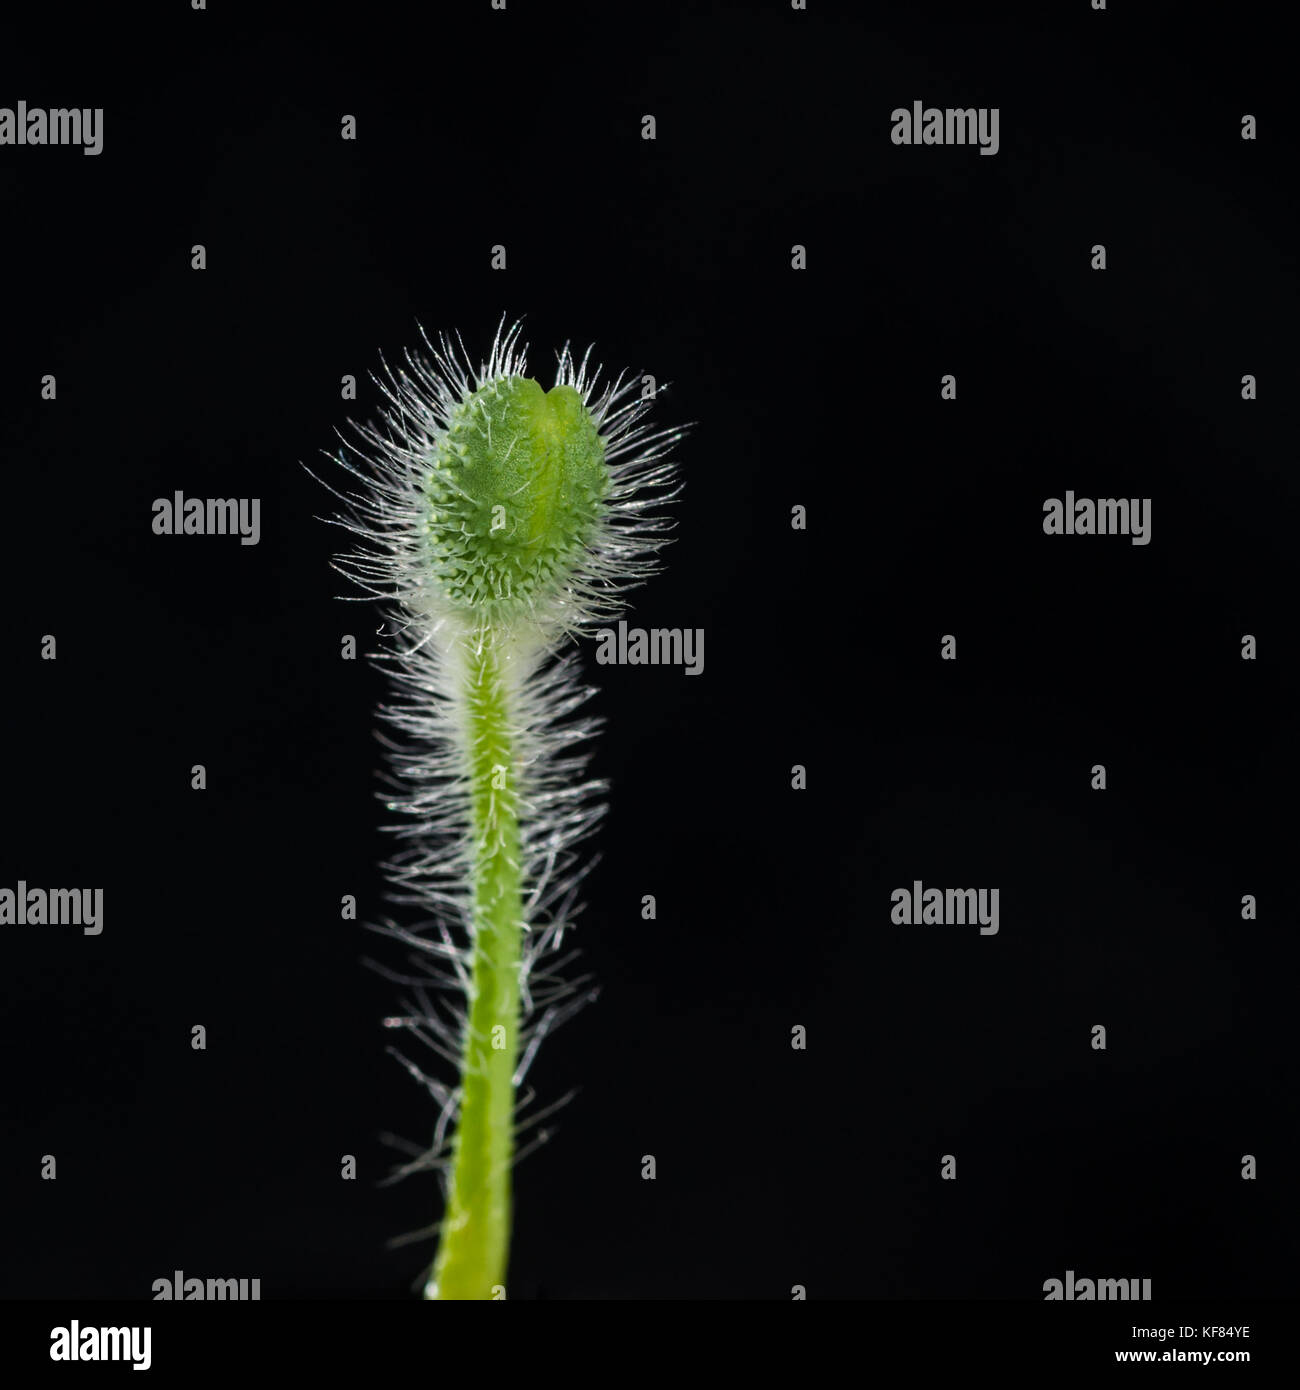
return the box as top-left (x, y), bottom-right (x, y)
top-left (427, 631), bottom-right (522, 1299)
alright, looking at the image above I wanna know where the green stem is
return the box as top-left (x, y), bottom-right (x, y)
top-left (427, 632), bottom-right (522, 1300)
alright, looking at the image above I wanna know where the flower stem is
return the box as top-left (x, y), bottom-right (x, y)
top-left (427, 631), bottom-right (522, 1299)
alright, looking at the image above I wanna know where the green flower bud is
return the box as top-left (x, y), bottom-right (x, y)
top-left (426, 376), bottom-right (610, 616)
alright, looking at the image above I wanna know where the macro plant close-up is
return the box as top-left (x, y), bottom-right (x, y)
top-left (3, 1), bottom-right (1296, 1370)
top-left (316, 321), bottom-right (686, 1298)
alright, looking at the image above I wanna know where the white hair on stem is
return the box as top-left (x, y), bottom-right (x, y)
top-left (309, 316), bottom-right (686, 1273)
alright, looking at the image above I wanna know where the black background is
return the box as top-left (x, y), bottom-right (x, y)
top-left (1, 0), bottom-right (1296, 1302)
